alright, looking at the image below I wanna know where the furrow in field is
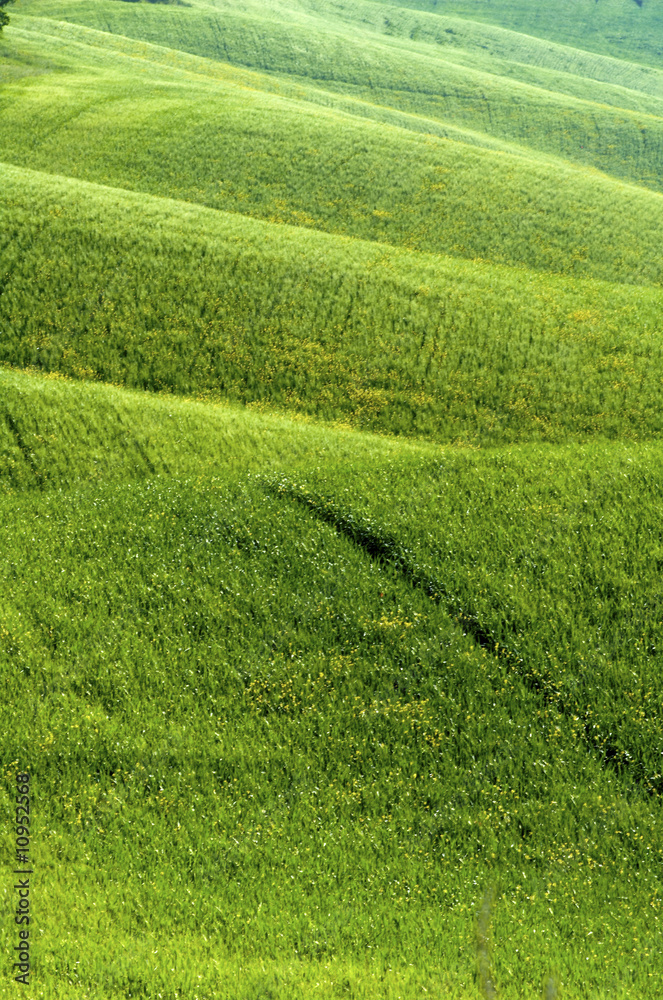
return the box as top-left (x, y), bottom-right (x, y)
top-left (269, 474), bottom-right (663, 798)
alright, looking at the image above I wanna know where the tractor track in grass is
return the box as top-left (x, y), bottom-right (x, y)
top-left (267, 474), bottom-right (659, 797)
top-left (1, 408), bottom-right (45, 488)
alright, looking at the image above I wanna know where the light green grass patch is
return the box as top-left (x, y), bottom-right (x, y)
top-left (10, 3), bottom-right (663, 191)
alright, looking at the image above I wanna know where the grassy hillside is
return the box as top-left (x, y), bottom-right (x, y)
top-left (10, 3), bottom-right (663, 193)
top-left (3, 164), bottom-right (663, 447)
top-left (376, 0), bottom-right (663, 68)
top-left (2, 1), bottom-right (663, 998)
top-left (1, 369), bottom-right (662, 999)
top-left (5, 17), bottom-right (663, 257)
top-left (7, 19), bottom-right (663, 277)
top-left (0, 368), bottom-right (417, 491)
top-left (17, 0), bottom-right (663, 100)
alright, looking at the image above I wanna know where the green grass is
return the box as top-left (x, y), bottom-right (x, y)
top-left (4, 15), bottom-right (663, 251)
top-left (273, 440), bottom-right (663, 798)
top-left (11, 2), bottom-right (663, 194)
top-left (2, 0), bottom-right (663, 996)
top-left (373, 0), bottom-right (663, 69)
top-left (16, 0), bottom-right (663, 101)
top-left (3, 163), bottom-right (663, 447)
top-left (0, 367), bottom-right (421, 490)
top-left (1, 369), bottom-right (662, 999)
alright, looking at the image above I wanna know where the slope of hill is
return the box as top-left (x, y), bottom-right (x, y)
top-left (2, 1), bottom-right (663, 997)
top-left (3, 163), bottom-right (663, 446)
top-left (2, 368), bottom-right (662, 998)
top-left (10, 2), bottom-right (663, 192)
top-left (374, 0), bottom-right (663, 68)
top-left (5, 16), bottom-right (663, 265)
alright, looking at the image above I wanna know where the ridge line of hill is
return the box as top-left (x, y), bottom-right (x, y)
top-left (12, 7), bottom-right (663, 195)
top-left (290, 0), bottom-right (663, 93)
top-left (21, 0), bottom-right (663, 96)
top-left (9, 22), bottom-right (663, 205)
top-left (3, 159), bottom-right (663, 446)
top-left (364, 0), bottom-right (663, 70)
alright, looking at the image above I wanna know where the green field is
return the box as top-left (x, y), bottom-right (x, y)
top-left (1, 1), bottom-right (663, 998)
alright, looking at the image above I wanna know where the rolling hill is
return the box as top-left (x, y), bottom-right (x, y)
top-left (372, 0), bottom-right (663, 68)
top-left (10, 1), bottom-right (663, 193)
top-left (1, 1), bottom-right (662, 998)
